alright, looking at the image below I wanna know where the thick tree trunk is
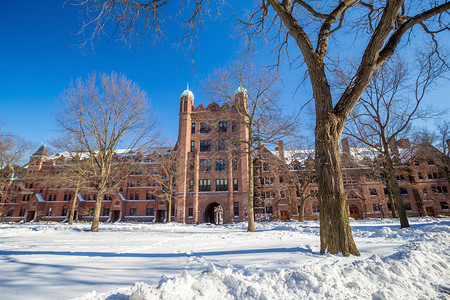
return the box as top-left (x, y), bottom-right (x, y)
top-left (384, 156), bottom-right (409, 228)
top-left (68, 186), bottom-right (80, 225)
top-left (90, 190), bottom-right (104, 232)
top-left (316, 115), bottom-right (359, 256)
top-left (247, 146), bottom-right (255, 232)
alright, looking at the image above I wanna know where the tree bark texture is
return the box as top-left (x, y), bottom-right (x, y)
top-left (384, 179), bottom-right (398, 218)
top-left (316, 114), bottom-right (360, 256)
top-left (90, 190), bottom-right (104, 232)
top-left (69, 186), bottom-right (80, 225)
top-left (385, 156), bottom-right (410, 228)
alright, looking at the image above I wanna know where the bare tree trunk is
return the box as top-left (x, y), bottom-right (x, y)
top-left (298, 194), bottom-right (306, 222)
top-left (316, 117), bottom-right (359, 256)
top-left (384, 178), bottom-right (398, 218)
top-left (168, 197), bottom-right (172, 223)
top-left (385, 156), bottom-right (409, 228)
top-left (247, 146), bottom-right (255, 232)
top-left (68, 186), bottom-right (80, 225)
top-left (408, 164), bottom-right (426, 217)
top-left (91, 190), bottom-right (104, 232)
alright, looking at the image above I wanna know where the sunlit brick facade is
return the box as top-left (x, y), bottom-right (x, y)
top-left (0, 87), bottom-right (449, 223)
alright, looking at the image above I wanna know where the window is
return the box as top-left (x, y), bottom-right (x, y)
top-left (200, 123), bottom-right (211, 133)
top-left (234, 202), bottom-right (239, 216)
top-left (135, 193), bottom-right (140, 200)
top-left (266, 205), bottom-right (273, 214)
top-left (404, 203), bottom-right (412, 211)
top-left (216, 159), bottom-right (228, 171)
top-left (414, 160), bottom-right (419, 166)
top-left (432, 186), bottom-right (448, 194)
top-left (369, 188), bottom-right (378, 196)
top-left (191, 123), bottom-right (196, 134)
top-left (191, 141), bottom-right (195, 152)
top-left (199, 159), bottom-right (211, 172)
top-left (130, 193), bottom-right (135, 200)
top-left (399, 188), bottom-right (408, 195)
top-left (200, 140), bottom-right (211, 152)
top-left (418, 172), bottom-right (423, 180)
top-left (199, 179), bottom-right (211, 192)
top-left (312, 204), bottom-right (320, 213)
top-left (372, 204), bottom-right (381, 212)
top-left (387, 203), bottom-right (393, 211)
top-left (218, 122), bottom-right (227, 132)
top-left (146, 193), bottom-right (151, 200)
top-left (232, 158), bottom-right (238, 171)
top-left (263, 163), bottom-right (269, 172)
top-left (310, 190), bottom-right (318, 198)
top-left (396, 175), bottom-right (405, 181)
top-left (130, 182), bottom-right (135, 187)
top-left (137, 181), bottom-right (141, 187)
top-left (216, 179), bottom-right (228, 191)
top-left (384, 188), bottom-right (389, 196)
top-left (129, 208), bottom-right (137, 216)
top-left (19, 209), bottom-right (26, 216)
top-left (188, 207), bottom-right (193, 217)
top-left (440, 202), bottom-right (449, 210)
top-left (7, 208), bottom-right (14, 217)
top-left (232, 121), bottom-right (236, 132)
top-left (151, 194), bottom-right (156, 200)
top-left (146, 207), bottom-right (154, 216)
top-left (280, 191), bottom-right (285, 199)
top-left (103, 208), bottom-right (110, 216)
top-left (216, 140), bottom-right (227, 151)
top-left (427, 159), bottom-right (435, 166)
top-left (233, 179), bottom-right (238, 191)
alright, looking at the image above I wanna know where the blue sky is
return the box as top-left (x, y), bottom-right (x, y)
top-left (0, 1), bottom-right (448, 149)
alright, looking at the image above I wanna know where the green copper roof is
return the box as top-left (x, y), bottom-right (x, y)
top-left (180, 83), bottom-right (194, 99)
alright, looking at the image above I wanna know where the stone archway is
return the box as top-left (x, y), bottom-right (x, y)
top-left (204, 202), bottom-right (223, 225)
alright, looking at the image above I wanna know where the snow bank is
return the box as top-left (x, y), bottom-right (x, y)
top-left (75, 220), bottom-right (450, 300)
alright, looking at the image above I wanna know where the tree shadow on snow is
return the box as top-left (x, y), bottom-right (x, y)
top-left (0, 246), bottom-right (313, 259)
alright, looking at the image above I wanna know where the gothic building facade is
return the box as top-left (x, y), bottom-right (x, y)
top-left (0, 87), bottom-right (449, 223)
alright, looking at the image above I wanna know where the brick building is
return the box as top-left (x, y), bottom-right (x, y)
top-left (0, 87), bottom-right (449, 223)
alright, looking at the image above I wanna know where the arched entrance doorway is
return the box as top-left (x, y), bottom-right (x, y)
top-left (205, 202), bottom-right (223, 225)
top-left (349, 205), bottom-right (359, 219)
top-left (26, 211), bottom-right (35, 221)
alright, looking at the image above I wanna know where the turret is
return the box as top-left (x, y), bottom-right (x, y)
top-left (234, 83), bottom-right (248, 113)
top-left (180, 84), bottom-right (194, 114)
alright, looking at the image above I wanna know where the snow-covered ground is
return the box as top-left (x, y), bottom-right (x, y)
top-left (0, 218), bottom-right (448, 300)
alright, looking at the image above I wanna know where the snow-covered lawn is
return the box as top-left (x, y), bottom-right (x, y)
top-left (0, 218), bottom-right (448, 300)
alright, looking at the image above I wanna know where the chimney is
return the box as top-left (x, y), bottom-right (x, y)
top-left (278, 140), bottom-right (285, 161)
top-left (389, 138), bottom-right (399, 156)
top-left (341, 138), bottom-right (350, 155)
top-left (397, 139), bottom-right (410, 149)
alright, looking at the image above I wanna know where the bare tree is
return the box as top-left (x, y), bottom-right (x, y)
top-left (241, 0), bottom-right (450, 256)
top-left (55, 72), bottom-right (159, 232)
top-left (52, 135), bottom-right (93, 225)
top-left (73, 0), bottom-right (450, 255)
top-left (150, 147), bottom-right (177, 223)
top-left (282, 140), bottom-right (316, 222)
top-left (344, 54), bottom-right (446, 227)
top-left (417, 121), bottom-right (450, 186)
top-left (0, 133), bottom-right (34, 191)
top-left (205, 61), bottom-right (295, 232)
